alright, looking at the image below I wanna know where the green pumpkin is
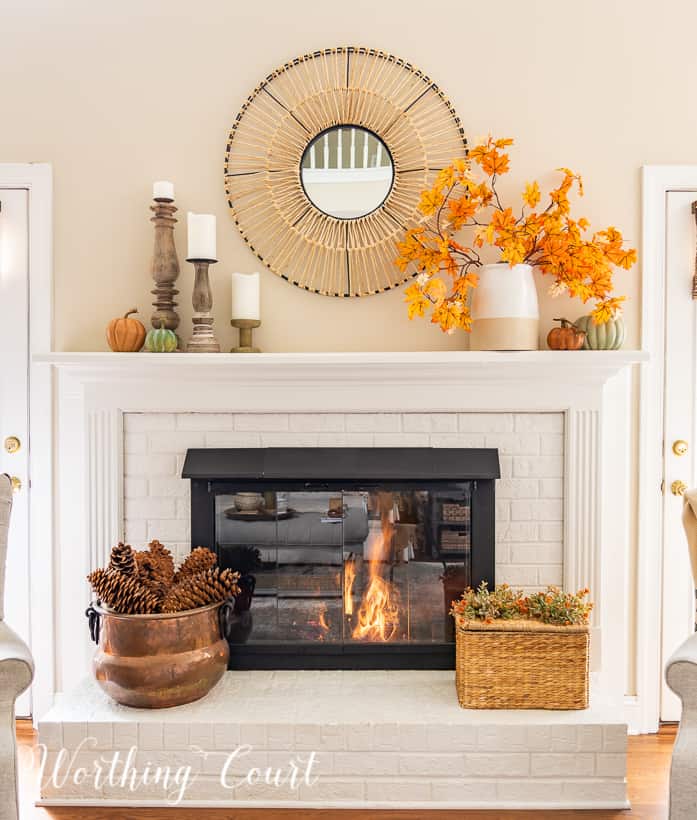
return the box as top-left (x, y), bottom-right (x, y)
top-left (145, 324), bottom-right (178, 353)
top-left (573, 314), bottom-right (625, 350)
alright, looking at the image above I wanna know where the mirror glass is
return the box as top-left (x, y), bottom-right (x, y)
top-left (300, 126), bottom-right (394, 219)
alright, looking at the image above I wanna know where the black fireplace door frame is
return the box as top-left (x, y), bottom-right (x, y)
top-left (183, 448), bottom-right (498, 670)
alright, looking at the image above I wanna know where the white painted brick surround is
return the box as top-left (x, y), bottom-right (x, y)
top-left (123, 412), bottom-right (564, 590)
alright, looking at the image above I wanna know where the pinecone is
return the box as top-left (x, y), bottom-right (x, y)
top-left (161, 568), bottom-right (240, 613)
top-left (111, 574), bottom-right (162, 614)
top-left (173, 547), bottom-right (217, 584)
top-left (160, 586), bottom-right (198, 613)
top-left (207, 567), bottom-right (241, 598)
top-left (147, 539), bottom-right (175, 586)
top-left (108, 542), bottom-right (136, 577)
top-left (87, 567), bottom-right (112, 599)
top-left (87, 567), bottom-right (161, 614)
top-left (134, 550), bottom-right (170, 597)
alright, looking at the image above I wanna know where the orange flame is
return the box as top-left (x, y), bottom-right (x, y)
top-left (318, 605), bottom-right (329, 635)
top-left (350, 492), bottom-right (401, 642)
top-left (309, 603), bottom-right (330, 641)
top-left (352, 572), bottom-right (400, 641)
top-left (344, 558), bottom-right (356, 616)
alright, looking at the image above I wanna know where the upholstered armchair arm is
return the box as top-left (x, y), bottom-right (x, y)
top-left (0, 621), bottom-right (33, 702)
top-left (0, 622), bottom-right (33, 820)
top-left (665, 632), bottom-right (697, 820)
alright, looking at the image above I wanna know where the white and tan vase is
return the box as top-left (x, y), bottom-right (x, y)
top-left (470, 263), bottom-right (539, 351)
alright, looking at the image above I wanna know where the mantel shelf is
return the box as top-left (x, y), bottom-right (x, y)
top-left (35, 350), bottom-right (648, 368)
top-left (34, 350), bottom-right (647, 393)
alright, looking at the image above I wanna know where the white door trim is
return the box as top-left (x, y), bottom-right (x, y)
top-left (0, 163), bottom-right (54, 723)
top-left (638, 165), bottom-right (697, 733)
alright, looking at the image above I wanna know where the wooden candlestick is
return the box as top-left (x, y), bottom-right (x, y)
top-left (186, 259), bottom-right (220, 353)
top-left (230, 319), bottom-right (261, 353)
top-left (150, 198), bottom-right (181, 340)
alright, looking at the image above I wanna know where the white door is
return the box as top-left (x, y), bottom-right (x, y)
top-left (661, 190), bottom-right (697, 721)
top-left (0, 189), bottom-right (32, 717)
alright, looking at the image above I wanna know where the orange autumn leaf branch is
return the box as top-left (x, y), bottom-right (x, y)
top-left (395, 137), bottom-right (637, 334)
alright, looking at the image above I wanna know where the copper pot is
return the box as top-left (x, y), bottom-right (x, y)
top-left (86, 601), bottom-right (231, 709)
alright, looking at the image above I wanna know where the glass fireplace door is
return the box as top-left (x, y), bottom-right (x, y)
top-left (215, 483), bottom-right (472, 653)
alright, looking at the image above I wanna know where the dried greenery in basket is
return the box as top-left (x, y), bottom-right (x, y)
top-left (523, 586), bottom-right (593, 625)
top-left (450, 581), bottom-right (593, 626)
top-left (87, 541), bottom-right (240, 615)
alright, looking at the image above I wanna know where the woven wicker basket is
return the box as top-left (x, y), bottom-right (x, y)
top-left (455, 618), bottom-right (589, 710)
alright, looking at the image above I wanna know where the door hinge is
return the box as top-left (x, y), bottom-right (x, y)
top-left (661, 479), bottom-right (666, 495)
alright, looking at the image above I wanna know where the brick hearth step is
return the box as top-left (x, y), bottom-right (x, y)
top-left (37, 671), bottom-right (628, 810)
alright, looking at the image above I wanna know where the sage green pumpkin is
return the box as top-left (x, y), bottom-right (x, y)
top-left (573, 314), bottom-right (625, 350)
top-left (145, 325), bottom-right (178, 353)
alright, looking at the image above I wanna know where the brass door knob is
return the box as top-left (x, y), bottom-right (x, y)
top-left (10, 476), bottom-right (21, 493)
top-left (673, 440), bottom-right (689, 456)
top-left (671, 480), bottom-right (688, 496)
top-left (3, 436), bottom-right (20, 454)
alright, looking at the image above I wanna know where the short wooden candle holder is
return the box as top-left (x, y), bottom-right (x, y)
top-left (230, 319), bottom-right (261, 353)
top-left (186, 259), bottom-right (220, 353)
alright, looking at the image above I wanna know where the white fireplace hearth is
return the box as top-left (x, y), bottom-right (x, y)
top-left (38, 671), bottom-right (628, 810)
top-left (35, 349), bottom-right (646, 810)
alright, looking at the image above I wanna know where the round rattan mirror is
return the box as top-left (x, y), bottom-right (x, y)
top-left (299, 126), bottom-right (395, 220)
top-left (224, 47), bottom-right (466, 297)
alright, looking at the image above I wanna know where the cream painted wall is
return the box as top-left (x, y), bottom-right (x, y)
top-left (4, 0), bottom-right (695, 352)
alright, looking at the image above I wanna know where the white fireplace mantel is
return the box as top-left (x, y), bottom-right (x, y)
top-left (37, 349), bottom-right (644, 375)
top-left (36, 350), bottom-right (645, 411)
top-left (36, 349), bottom-right (646, 725)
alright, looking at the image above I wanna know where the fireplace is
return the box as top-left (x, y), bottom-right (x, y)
top-left (182, 447), bottom-right (499, 669)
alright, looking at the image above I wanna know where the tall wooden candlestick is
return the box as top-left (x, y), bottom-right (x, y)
top-left (150, 198), bottom-right (181, 340)
top-left (186, 259), bottom-right (220, 352)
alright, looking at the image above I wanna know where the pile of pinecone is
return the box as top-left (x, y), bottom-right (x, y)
top-left (87, 541), bottom-right (240, 615)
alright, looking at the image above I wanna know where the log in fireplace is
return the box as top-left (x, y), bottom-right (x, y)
top-left (182, 448), bottom-right (499, 669)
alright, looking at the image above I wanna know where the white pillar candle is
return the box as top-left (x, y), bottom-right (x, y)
top-left (231, 272), bottom-right (260, 320)
top-left (187, 212), bottom-right (216, 260)
top-left (152, 180), bottom-right (174, 200)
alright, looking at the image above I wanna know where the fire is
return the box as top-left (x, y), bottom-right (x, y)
top-left (352, 572), bottom-right (400, 641)
top-left (309, 603), bottom-right (330, 641)
top-left (350, 492), bottom-right (401, 642)
top-left (318, 605), bottom-right (329, 635)
top-left (343, 558), bottom-right (356, 616)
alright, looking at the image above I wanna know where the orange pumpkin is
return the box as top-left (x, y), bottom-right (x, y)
top-left (546, 318), bottom-right (586, 350)
top-left (107, 309), bottom-right (146, 352)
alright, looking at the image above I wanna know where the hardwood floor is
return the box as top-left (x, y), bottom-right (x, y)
top-left (16, 721), bottom-right (676, 819)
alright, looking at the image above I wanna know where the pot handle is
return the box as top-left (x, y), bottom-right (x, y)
top-left (86, 603), bottom-right (101, 644)
top-left (219, 597), bottom-right (236, 641)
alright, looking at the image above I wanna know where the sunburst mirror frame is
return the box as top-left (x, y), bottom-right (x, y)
top-left (224, 46), bottom-right (467, 297)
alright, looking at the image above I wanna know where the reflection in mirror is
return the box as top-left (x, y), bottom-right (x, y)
top-left (300, 126), bottom-right (394, 219)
